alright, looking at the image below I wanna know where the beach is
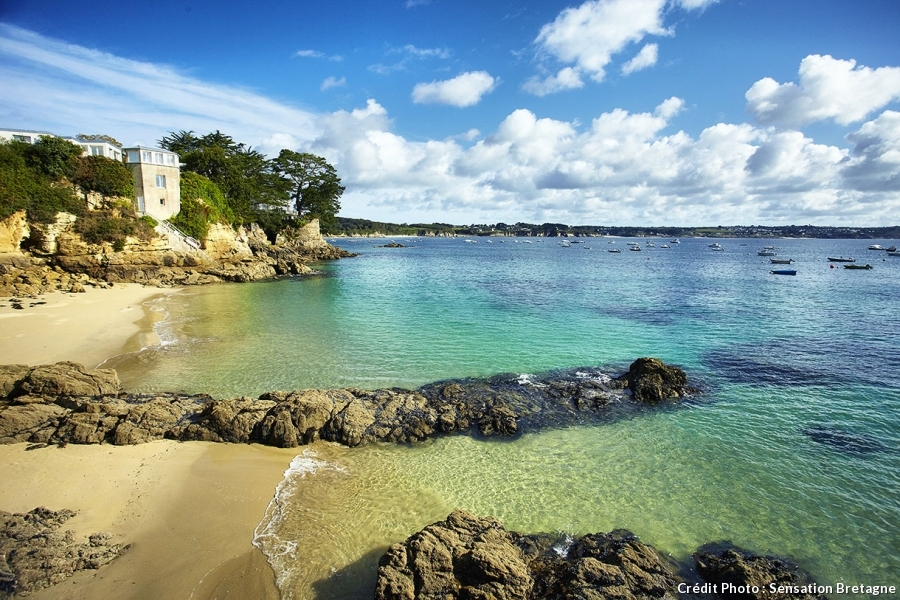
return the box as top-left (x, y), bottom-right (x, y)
top-left (0, 283), bottom-right (174, 369)
top-left (0, 283), bottom-right (293, 599)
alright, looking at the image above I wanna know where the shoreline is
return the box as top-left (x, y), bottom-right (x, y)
top-left (0, 283), bottom-right (178, 369)
top-left (0, 440), bottom-right (291, 600)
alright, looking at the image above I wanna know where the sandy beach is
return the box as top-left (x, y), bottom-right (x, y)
top-left (0, 283), bottom-right (297, 599)
top-left (0, 440), bottom-right (295, 600)
top-left (0, 283), bottom-right (176, 369)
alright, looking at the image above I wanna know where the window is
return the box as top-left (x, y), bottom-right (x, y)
top-left (142, 150), bottom-right (152, 162)
top-left (166, 154), bottom-right (176, 166)
top-left (155, 152), bottom-right (164, 164)
top-left (137, 196), bottom-right (145, 212)
top-left (12, 135), bottom-right (32, 143)
top-left (156, 174), bottom-right (166, 188)
top-left (159, 198), bottom-right (166, 205)
top-left (91, 145), bottom-right (104, 156)
top-left (128, 150), bottom-right (140, 162)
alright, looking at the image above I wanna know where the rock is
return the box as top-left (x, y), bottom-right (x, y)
top-left (375, 511), bottom-right (680, 600)
top-left (0, 365), bottom-right (30, 398)
top-left (619, 357), bottom-right (689, 403)
top-left (10, 362), bottom-right (120, 398)
top-left (0, 507), bottom-right (124, 598)
top-left (693, 543), bottom-right (825, 599)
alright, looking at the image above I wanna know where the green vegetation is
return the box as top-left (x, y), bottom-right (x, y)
top-left (0, 136), bottom-right (153, 249)
top-left (170, 171), bottom-right (235, 240)
top-left (159, 130), bottom-right (343, 237)
top-left (72, 155), bottom-right (134, 200)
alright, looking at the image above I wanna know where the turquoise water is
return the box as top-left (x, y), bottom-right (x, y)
top-left (110, 237), bottom-right (900, 598)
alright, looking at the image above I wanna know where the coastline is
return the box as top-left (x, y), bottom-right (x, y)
top-left (0, 283), bottom-right (177, 369)
top-left (0, 283), bottom-right (290, 599)
top-left (0, 440), bottom-right (293, 600)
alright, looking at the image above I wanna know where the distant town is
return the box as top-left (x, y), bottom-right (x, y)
top-left (332, 218), bottom-right (900, 240)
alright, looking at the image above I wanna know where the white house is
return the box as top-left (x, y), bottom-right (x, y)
top-left (0, 128), bottom-right (56, 144)
top-left (124, 146), bottom-right (181, 221)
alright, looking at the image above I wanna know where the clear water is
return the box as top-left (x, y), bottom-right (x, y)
top-left (108, 237), bottom-right (900, 598)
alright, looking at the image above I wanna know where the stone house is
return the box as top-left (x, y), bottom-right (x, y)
top-left (124, 146), bottom-right (181, 221)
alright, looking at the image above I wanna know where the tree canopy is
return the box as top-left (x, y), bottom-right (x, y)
top-left (159, 131), bottom-right (344, 233)
top-left (272, 150), bottom-right (344, 230)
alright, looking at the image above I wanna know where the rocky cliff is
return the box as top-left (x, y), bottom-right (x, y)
top-left (0, 212), bottom-right (355, 297)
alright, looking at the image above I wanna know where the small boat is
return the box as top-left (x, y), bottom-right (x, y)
top-left (844, 264), bottom-right (873, 270)
top-left (608, 249), bottom-right (621, 253)
top-left (885, 246), bottom-right (897, 252)
top-left (827, 257), bottom-right (855, 262)
top-left (770, 269), bottom-right (797, 276)
top-left (629, 244), bottom-right (642, 251)
top-left (868, 244), bottom-right (883, 250)
top-left (889, 251), bottom-right (900, 257)
top-left (646, 242), bottom-right (655, 247)
top-left (660, 244), bottom-right (670, 249)
top-left (558, 240), bottom-right (571, 247)
top-left (671, 239), bottom-right (681, 244)
top-left (758, 249), bottom-right (777, 256)
top-left (770, 258), bottom-right (794, 264)
top-left (709, 243), bottom-right (724, 251)
top-left (708, 242), bottom-right (721, 248)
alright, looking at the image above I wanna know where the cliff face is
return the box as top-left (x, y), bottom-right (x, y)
top-left (0, 212), bottom-right (356, 297)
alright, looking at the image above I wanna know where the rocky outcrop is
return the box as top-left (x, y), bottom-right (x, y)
top-left (0, 212), bottom-right (29, 254)
top-left (0, 359), bottom-right (690, 448)
top-left (693, 543), bottom-right (826, 599)
top-left (618, 357), bottom-right (689, 403)
top-left (375, 513), bottom-right (828, 600)
top-left (0, 214), bottom-right (355, 297)
top-left (374, 510), bottom-right (680, 600)
top-left (0, 507), bottom-right (124, 599)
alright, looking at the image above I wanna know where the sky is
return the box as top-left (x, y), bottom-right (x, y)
top-left (1, 0), bottom-right (900, 226)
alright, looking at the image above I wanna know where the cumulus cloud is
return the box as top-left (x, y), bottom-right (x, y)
top-left (841, 110), bottom-right (900, 191)
top-left (412, 71), bottom-right (498, 107)
top-left (746, 54), bottom-right (900, 127)
top-left (521, 67), bottom-right (584, 96)
top-left (621, 43), bottom-right (658, 75)
top-left (320, 76), bottom-right (346, 91)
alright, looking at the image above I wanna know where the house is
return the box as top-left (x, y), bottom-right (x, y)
top-left (124, 146), bottom-right (181, 221)
top-left (0, 129), bottom-right (122, 160)
top-left (0, 128), bottom-right (56, 144)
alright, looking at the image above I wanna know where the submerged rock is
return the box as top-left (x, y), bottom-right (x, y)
top-left (0, 358), bottom-right (692, 448)
top-left (800, 425), bottom-right (888, 455)
top-left (0, 507), bottom-right (125, 598)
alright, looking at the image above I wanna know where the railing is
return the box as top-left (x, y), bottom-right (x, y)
top-left (160, 220), bottom-right (201, 250)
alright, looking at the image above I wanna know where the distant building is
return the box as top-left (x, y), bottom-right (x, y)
top-left (0, 128), bottom-right (56, 144)
top-left (124, 146), bottom-right (181, 221)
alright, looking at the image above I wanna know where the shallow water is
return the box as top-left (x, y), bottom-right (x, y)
top-left (110, 237), bottom-right (900, 598)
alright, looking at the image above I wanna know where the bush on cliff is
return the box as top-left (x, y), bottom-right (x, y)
top-left (0, 139), bottom-right (85, 223)
top-left (73, 208), bottom-right (156, 247)
top-left (170, 171), bottom-right (235, 240)
top-left (72, 155), bottom-right (135, 200)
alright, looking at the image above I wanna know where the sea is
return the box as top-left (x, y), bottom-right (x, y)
top-left (107, 236), bottom-right (900, 599)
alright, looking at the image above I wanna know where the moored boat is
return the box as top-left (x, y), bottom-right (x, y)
top-left (770, 258), bottom-right (794, 264)
top-left (844, 264), bottom-right (873, 270)
top-left (827, 257), bottom-right (855, 262)
top-left (770, 269), bottom-right (797, 275)
top-left (868, 244), bottom-right (884, 250)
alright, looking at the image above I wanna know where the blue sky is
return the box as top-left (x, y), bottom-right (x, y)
top-left (1, 0), bottom-right (899, 226)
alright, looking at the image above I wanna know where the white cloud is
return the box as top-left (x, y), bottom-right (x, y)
top-left (412, 71), bottom-right (497, 107)
top-left (842, 110), bottom-right (900, 191)
top-left (621, 43), bottom-right (658, 75)
top-left (522, 67), bottom-right (584, 96)
top-left (746, 54), bottom-right (900, 127)
top-left (295, 49), bottom-right (342, 61)
top-left (533, 0), bottom-right (669, 83)
top-left (397, 45), bottom-right (451, 59)
top-left (0, 24), bottom-right (319, 149)
top-left (320, 76), bottom-right (346, 91)
top-left (369, 44), bottom-right (451, 75)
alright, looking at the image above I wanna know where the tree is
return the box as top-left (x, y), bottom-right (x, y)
top-left (76, 133), bottom-right (123, 147)
top-left (272, 150), bottom-right (344, 228)
top-left (28, 135), bottom-right (82, 179)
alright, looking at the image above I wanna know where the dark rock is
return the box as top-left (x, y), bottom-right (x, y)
top-left (374, 511), bottom-right (679, 600)
top-left (619, 357), bottom-right (689, 403)
top-left (800, 425), bottom-right (888, 455)
top-left (693, 543), bottom-right (825, 599)
top-left (10, 362), bottom-right (120, 399)
top-left (0, 507), bottom-right (124, 598)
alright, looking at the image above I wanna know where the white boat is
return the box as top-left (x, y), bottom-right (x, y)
top-left (709, 243), bottom-right (723, 251)
top-left (868, 244), bottom-right (884, 250)
top-left (757, 249), bottom-right (777, 256)
top-left (558, 240), bottom-right (571, 247)
top-left (671, 238), bottom-right (681, 243)
top-left (660, 244), bottom-right (670, 249)
top-left (646, 242), bottom-right (655, 247)
top-left (629, 245), bottom-right (642, 251)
